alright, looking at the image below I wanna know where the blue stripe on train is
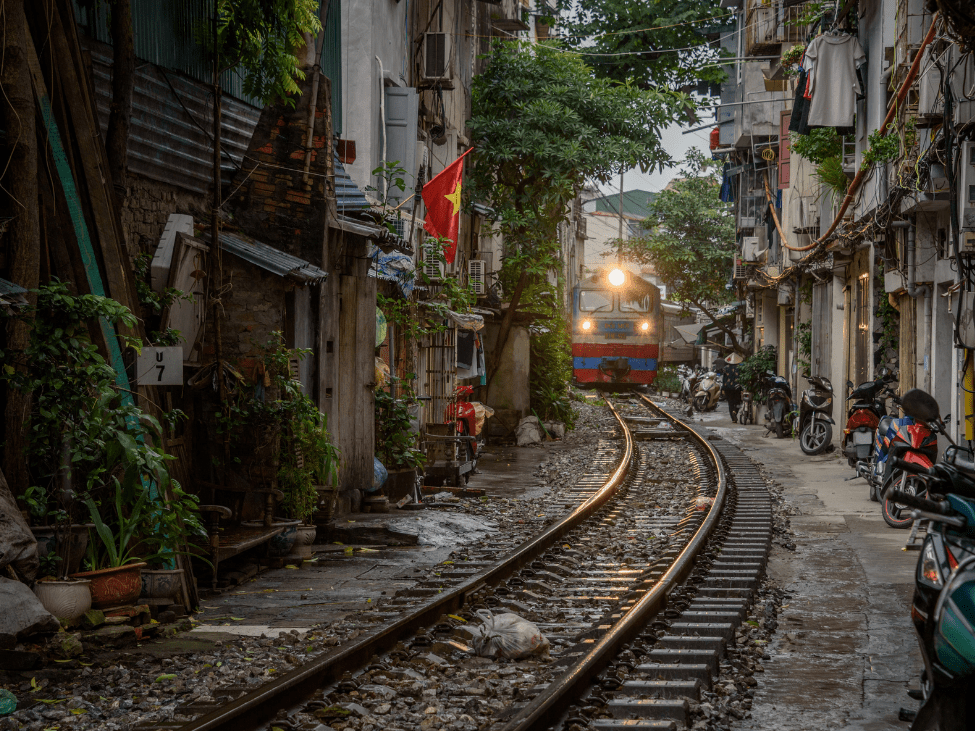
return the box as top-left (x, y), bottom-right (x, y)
top-left (573, 357), bottom-right (658, 370)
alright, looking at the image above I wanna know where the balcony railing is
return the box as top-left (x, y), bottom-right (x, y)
top-left (745, 0), bottom-right (807, 57)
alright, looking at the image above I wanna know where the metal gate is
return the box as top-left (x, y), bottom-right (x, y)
top-left (423, 326), bottom-right (457, 425)
top-left (811, 281), bottom-right (830, 377)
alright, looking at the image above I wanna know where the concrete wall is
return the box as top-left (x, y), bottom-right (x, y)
top-left (483, 323), bottom-right (530, 435)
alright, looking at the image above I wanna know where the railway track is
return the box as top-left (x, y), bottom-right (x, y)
top-left (152, 395), bottom-right (772, 731)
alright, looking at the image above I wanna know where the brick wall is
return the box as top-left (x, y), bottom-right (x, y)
top-left (119, 174), bottom-right (208, 261)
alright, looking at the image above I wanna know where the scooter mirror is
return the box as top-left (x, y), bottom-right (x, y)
top-left (901, 388), bottom-right (941, 422)
top-left (945, 412), bottom-right (951, 422)
top-left (846, 380), bottom-right (854, 389)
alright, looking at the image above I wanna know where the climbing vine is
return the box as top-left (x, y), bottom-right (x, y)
top-left (875, 265), bottom-right (900, 369)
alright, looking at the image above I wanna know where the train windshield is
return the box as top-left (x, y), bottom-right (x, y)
top-left (620, 294), bottom-right (652, 312)
top-left (579, 291), bottom-right (613, 312)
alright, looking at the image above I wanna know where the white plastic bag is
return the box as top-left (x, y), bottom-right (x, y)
top-left (470, 609), bottom-right (550, 660)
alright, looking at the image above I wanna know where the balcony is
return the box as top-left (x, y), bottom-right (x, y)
top-left (745, 0), bottom-right (807, 57)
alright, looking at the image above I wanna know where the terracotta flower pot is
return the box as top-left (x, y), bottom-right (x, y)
top-left (33, 579), bottom-right (91, 621)
top-left (293, 525), bottom-right (317, 559)
top-left (70, 562), bottom-right (146, 609)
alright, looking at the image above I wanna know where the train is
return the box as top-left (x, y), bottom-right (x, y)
top-left (571, 269), bottom-right (663, 387)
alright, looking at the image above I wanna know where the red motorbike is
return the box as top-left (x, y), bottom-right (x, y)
top-left (843, 369), bottom-right (898, 469)
top-left (445, 386), bottom-right (489, 477)
top-left (872, 389), bottom-right (945, 529)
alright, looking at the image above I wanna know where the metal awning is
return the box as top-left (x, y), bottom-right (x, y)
top-left (674, 323), bottom-right (706, 343)
top-left (0, 278), bottom-right (28, 313)
top-left (207, 231), bottom-right (327, 284)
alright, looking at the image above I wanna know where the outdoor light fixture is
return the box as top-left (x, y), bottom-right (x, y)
top-left (608, 268), bottom-right (626, 287)
top-left (582, 320), bottom-right (592, 331)
top-left (641, 321), bottom-right (650, 331)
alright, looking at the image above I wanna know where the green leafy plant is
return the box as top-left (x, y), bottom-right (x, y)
top-left (133, 252), bottom-right (191, 346)
top-left (815, 156), bottom-right (850, 198)
top-left (654, 364), bottom-right (682, 393)
top-left (37, 553), bottom-right (62, 580)
top-left (739, 345), bottom-right (777, 398)
top-left (374, 383), bottom-right (426, 471)
top-left (875, 264), bottom-right (899, 368)
top-left (279, 413), bottom-right (340, 522)
top-left (861, 124), bottom-right (901, 168)
top-left (529, 306), bottom-right (577, 429)
top-left (796, 321), bottom-right (812, 375)
top-left (790, 129), bottom-right (844, 166)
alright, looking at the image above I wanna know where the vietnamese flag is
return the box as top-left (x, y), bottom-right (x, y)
top-left (422, 147), bottom-right (472, 264)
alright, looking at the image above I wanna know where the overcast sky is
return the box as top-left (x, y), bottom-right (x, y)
top-left (596, 115), bottom-right (717, 197)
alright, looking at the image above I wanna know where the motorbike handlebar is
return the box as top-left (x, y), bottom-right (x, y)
top-left (887, 489), bottom-right (953, 516)
top-left (892, 458), bottom-right (933, 477)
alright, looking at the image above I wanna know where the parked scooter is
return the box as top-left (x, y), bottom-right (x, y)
top-left (762, 371), bottom-right (793, 438)
top-left (692, 370), bottom-right (722, 412)
top-left (884, 398), bottom-right (974, 729)
top-left (678, 365), bottom-right (702, 404)
top-left (863, 389), bottom-right (944, 528)
top-left (797, 373), bottom-right (834, 455)
top-left (843, 369), bottom-right (899, 468)
top-left (737, 388), bottom-right (755, 425)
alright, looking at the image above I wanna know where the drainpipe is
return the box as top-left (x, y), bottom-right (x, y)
top-left (376, 55), bottom-right (387, 201)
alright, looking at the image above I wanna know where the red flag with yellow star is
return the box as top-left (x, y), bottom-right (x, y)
top-left (422, 148), bottom-right (472, 264)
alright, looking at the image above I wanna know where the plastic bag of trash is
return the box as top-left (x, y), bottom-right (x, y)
top-left (470, 609), bottom-right (550, 660)
top-left (369, 458), bottom-right (388, 493)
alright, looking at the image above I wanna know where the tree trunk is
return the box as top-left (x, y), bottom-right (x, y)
top-left (1, 0), bottom-right (41, 497)
top-left (106, 0), bottom-right (134, 190)
top-left (691, 299), bottom-right (749, 357)
top-left (485, 270), bottom-right (529, 389)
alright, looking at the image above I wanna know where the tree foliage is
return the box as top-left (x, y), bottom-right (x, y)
top-left (617, 150), bottom-right (744, 353)
top-left (214, 0), bottom-right (322, 105)
top-left (558, 0), bottom-right (731, 92)
top-left (468, 40), bottom-right (693, 281)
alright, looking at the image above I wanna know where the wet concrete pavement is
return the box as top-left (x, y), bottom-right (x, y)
top-left (683, 401), bottom-right (921, 731)
top-left (189, 441), bottom-right (558, 638)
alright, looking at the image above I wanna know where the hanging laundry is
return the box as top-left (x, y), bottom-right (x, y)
top-left (803, 33), bottom-right (865, 129)
top-left (789, 66), bottom-right (813, 136)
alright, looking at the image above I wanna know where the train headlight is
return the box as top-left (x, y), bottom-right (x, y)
top-left (581, 320), bottom-right (592, 331)
top-left (640, 321), bottom-right (650, 332)
top-left (608, 268), bottom-right (626, 287)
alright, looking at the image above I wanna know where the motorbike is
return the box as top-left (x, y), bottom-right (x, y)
top-left (737, 388), bottom-right (755, 425)
top-left (762, 371), bottom-right (793, 439)
top-left (863, 388), bottom-right (944, 528)
top-left (444, 385), bottom-right (492, 481)
top-left (797, 373), bottom-right (834, 455)
top-left (692, 370), bottom-right (722, 412)
top-left (843, 369), bottom-right (899, 468)
top-left (885, 404), bottom-right (975, 729)
top-left (679, 365), bottom-right (703, 404)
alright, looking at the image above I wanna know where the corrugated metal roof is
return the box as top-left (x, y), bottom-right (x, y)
top-left (206, 231), bottom-right (327, 284)
top-left (72, 0), bottom-right (262, 106)
top-left (334, 156), bottom-right (369, 213)
top-left (0, 278), bottom-right (28, 312)
top-left (84, 39), bottom-right (260, 196)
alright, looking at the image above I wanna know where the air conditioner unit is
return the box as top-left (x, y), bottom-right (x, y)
top-left (741, 235), bottom-right (768, 263)
top-left (468, 260), bottom-right (486, 295)
top-left (733, 259), bottom-right (750, 280)
top-left (423, 32), bottom-right (451, 80)
top-left (960, 141), bottom-right (975, 231)
top-left (423, 257), bottom-right (444, 281)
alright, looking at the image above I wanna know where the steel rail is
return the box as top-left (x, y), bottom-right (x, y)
top-left (497, 394), bottom-right (729, 731)
top-left (176, 398), bottom-right (633, 731)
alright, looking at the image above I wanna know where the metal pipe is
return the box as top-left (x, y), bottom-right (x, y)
top-left (903, 223), bottom-right (933, 390)
top-left (376, 55), bottom-right (387, 200)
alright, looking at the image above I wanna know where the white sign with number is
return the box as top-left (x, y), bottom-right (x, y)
top-left (136, 347), bottom-right (184, 386)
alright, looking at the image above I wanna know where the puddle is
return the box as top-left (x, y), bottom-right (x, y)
top-left (385, 512), bottom-right (499, 547)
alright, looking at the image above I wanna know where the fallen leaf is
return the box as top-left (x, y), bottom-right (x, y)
top-left (231, 617), bottom-right (244, 621)
top-left (285, 565), bottom-right (299, 569)
top-left (155, 674), bottom-right (177, 682)
top-left (448, 614), bottom-right (467, 623)
top-left (746, 620), bottom-right (760, 627)
top-left (70, 708), bottom-right (87, 715)
top-left (30, 677), bottom-right (39, 692)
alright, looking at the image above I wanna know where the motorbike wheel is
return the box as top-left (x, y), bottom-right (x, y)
top-left (800, 420), bottom-right (833, 455)
top-left (882, 471), bottom-right (924, 529)
top-left (694, 395), bottom-right (708, 412)
top-left (774, 420), bottom-right (784, 439)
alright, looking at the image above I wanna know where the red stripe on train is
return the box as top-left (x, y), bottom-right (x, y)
top-left (571, 344), bottom-right (659, 357)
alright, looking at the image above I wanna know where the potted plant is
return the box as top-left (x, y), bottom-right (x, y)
top-left (32, 553), bottom-right (92, 621)
top-left (374, 384), bottom-right (426, 502)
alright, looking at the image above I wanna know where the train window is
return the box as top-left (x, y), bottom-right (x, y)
top-left (620, 295), bottom-right (651, 312)
top-left (579, 291), bottom-right (613, 312)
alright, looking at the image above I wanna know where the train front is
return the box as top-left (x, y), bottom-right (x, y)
top-left (572, 268), bottom-right (661, 388)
